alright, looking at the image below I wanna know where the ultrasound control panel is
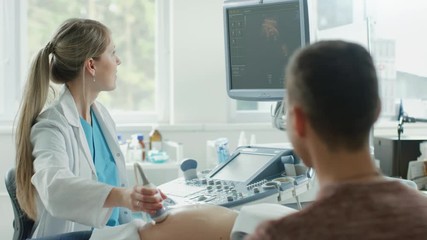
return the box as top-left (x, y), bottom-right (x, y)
top-left (159, 146), bottom-right (314, 208)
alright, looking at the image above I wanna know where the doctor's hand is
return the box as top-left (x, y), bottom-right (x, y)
top-left (104, 186), bottom-right (167, 214)
top-left (130, 186), bottom-right (167, 214)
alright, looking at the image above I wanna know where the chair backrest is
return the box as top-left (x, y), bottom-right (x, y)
top-left (5, 168), bottom-right (35, 240)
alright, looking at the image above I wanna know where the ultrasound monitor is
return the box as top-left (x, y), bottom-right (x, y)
top-left (224, 0), bottom-right (310, 101)
top-left (208, 146), bottom-right (294, 185)
top-left (210, 152), bottom-right (274, 182)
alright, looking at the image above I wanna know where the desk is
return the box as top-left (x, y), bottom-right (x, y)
top-left (374, 136), bottom-right (426, 179)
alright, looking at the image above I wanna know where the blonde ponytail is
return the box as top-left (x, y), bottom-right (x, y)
top-left (16, 46), bottom-right (51, 220)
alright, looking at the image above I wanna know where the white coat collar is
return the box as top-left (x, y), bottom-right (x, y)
top-left (58, 86), bottom-right (106, 129)
top-left (57, 86), bottom-right (98, 174)
top-left (58, 86), bottom-right (81, 128)
top-left (57, 86), bottom-right (121, 177)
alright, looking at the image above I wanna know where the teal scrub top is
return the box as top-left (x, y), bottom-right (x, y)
top-left (80, 109), bottom-right (120, 226)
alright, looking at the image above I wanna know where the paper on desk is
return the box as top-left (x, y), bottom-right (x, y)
top-left (407, 161), bottom-right (427, 180)
top-left (230, 203), bottom-right (296, 240)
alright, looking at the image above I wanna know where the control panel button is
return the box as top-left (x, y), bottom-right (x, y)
top-left (198, 195), bottom-right (208, 201)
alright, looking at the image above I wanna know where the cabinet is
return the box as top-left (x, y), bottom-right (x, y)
top-left (374, 136), bottom-right (426, 179)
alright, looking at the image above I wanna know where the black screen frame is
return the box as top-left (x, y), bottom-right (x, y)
top-left (209, 152), bottom-right (275, 182)
top-left (224, 0), bottom-right (310, 101)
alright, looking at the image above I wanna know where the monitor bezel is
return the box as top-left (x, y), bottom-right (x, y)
top-left (223, 0), bottom-right (310, 101)
top-left (209, 151), bottom-right (276, 182)
top-left (207, 146), bottom-right (290, 184)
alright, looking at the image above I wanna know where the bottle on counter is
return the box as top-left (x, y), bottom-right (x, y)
top-left (129, 134), bottom-right (146, 162)
top-left (149, 127), bottom-right (162, 151)
top-left (137, 134), bottom-right (146, 161)
top-left (118, 134), bottom-right (130, 162)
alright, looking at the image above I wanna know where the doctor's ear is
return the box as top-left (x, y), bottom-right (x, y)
top-left (291, 105), bottom-right (307, 137)
top-left (84, 58), bottom-right (96, 76)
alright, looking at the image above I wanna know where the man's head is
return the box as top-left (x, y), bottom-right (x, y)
top-left (285, 40), bottom-right (380, 163)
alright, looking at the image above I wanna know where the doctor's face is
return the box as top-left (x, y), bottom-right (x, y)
top-left (93, 39), bottom-right (121, 91)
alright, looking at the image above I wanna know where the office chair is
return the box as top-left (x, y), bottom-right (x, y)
top-left (5, 168), bottom-right (35, 240)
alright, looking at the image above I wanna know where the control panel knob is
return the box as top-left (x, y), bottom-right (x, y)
top-left (201, 178), bottom-right (207, 185)
top-left (253, 187), bottom-right (260, 194)
top-left (227, 196), bottom-right (234, 202)
top-left (208, 180), bottom-right (214, 185)
top-left (180, 158), bottom-right (198, 181)
top-left (198, 195), bottom-right (207, 201)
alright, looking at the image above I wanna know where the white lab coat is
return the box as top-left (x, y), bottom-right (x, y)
top-left (30, 87), bottom-right (133, 237)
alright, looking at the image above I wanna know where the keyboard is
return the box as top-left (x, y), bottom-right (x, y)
top-left (159, 178), bottom-right (205, 198)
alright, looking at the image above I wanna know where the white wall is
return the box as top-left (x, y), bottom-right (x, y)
top-left (170, 0), bottom-right (230, 124)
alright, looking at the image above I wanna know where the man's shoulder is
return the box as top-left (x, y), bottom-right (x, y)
top-left (248, 181), bottom-right (427, 240)
top-left (247, 208), bottom-right (319, 240)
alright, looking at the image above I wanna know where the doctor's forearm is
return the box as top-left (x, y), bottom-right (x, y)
top-left (104, 187), bottom-right (131, 209)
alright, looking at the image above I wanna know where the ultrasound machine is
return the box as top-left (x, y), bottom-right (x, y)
top-left (159, 0), bottom-right (313, 210)
top-left (159, 146), bottom-right (315, 209)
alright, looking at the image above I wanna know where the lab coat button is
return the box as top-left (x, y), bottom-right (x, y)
top-left (116, 153), bottom-right (121, 157)
top-left (124, 211), bottom-right (128, 215)
top-left (121, 184), bottom-right (125, 187)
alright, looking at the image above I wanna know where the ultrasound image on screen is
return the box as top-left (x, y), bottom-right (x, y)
top-left (211, 153), bottom-right (273, 182)
top-left (228, 2), bottom-right (302, 90)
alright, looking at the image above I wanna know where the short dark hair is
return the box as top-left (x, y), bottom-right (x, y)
top-left (286, 40), bottom-right (380, 150)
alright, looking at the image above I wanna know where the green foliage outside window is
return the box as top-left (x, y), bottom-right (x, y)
top-left (27, 0), bottom-right (156, 112)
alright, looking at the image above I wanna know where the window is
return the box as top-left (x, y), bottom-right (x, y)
top-left (367, 0), bottom-right (427, 119)
top-left (231, 1), bottom-right (427, 123)
top-left (315, 0), bottom-right (427, 120)
top-left (229, 100), bottom-right (276, 123)
top-left (0, 0), bottom-right (24, 124)
top-left (0, 0), bottom-right (169, 125)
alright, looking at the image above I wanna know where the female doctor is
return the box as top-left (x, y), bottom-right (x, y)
top-left (15, 18), bottom-right (165, 238)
